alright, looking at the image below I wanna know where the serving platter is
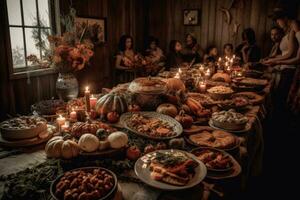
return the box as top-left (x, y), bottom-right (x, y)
top-left (191, 147), bottom-right (234, 173)
top-left (232, 92), bottom-right (264, 105)
top-left (120, 112), bottom-right (183, 140)
top-left (134, 149), bottom-right (207, 191)
top-left (204, 155), bottom-right (241, 180)
top-left (208, 119), bottom-right (251, 134)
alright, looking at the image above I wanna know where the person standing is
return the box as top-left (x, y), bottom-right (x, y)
top-left (268, 26), bottom-right (285, 58)
top-left (263, 10), bottom-right (298, 117)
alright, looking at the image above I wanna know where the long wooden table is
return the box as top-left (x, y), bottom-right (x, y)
top-left (0, 77), bottom-right (274, 200)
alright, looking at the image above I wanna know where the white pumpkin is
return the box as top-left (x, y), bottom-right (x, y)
top-left (45, 136), bottom-right (79, 159)
top-left (78, 133), bottom-right (99, 152)
top-left (107, 131), bottom-right (128, 149)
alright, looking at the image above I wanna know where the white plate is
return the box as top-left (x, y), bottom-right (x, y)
top-left (134, 149), bottom-right (207, 190)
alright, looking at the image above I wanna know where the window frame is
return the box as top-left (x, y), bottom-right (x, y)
top-left (4, 0), bottom-right (61, 79)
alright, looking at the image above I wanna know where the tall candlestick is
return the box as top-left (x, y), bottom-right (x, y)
top-left (90, 95), bottom-right (97, 109)
top-left (174, 72), bottom-right (180, 79)
top-left (205, 69), bottom-right (211, 78)
top-left (57, 115), bottom-right (66, 126)
top-left (85, 86), bottom-right (91, 113)
top-left (61, 121), bottom-right (70, 132)
top-left (199, 81), bottom-right (207, 93)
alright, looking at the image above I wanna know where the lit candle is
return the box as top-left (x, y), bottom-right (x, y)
top-left (218, 57), bottom-right (222, 62)
top-left (237, 71), bottom-right (243, 77)
top-left (90, 95), bottom-right (97, 109)
top-left (227, 66), bottom-right (231, 72)
top-left (85, 86), bottom-right (91, 112)
top-left (70, 109), bottom-right (77, 120)
top-left (57, 115), bottom-right (66, 126)
top-left (199, 81), bottom-right (207, 93)
top-left (174, 72), bottom-right (180, 79)
top-left (61, 121), bottom-right (70, 132)
top-left (178, 68), bottom-right (182, 74)
top-left (205, 69), bottom-right (211, 77)
top-left (199, 64), bottom-right (205, 72)
top-left (233, 54), bottom-right (236, 59)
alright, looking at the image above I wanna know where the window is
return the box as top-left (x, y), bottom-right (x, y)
top-left (6, 0), bottom-right (59, 73)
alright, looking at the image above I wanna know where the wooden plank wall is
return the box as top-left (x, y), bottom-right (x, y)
top-left (1, 0), bottom-right (300, 119)
top-left (146, 0), bottom-right (299, 57)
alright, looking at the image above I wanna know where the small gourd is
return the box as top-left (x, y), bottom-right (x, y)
top-left (107, 131), bottom-right (128, 149)
top-left (78, 133), bottom-right (99, 152)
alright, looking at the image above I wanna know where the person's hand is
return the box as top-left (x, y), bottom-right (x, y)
top-left (262, 58), bottom-right (273, 65)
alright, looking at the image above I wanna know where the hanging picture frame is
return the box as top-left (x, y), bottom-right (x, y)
top-left (74, 17), bottom-right (107, 45)
top-left (183, 9), bottom-right (200, 26)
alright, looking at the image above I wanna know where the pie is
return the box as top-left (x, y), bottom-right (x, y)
top-left (189, 130), bottom-right (237, 149)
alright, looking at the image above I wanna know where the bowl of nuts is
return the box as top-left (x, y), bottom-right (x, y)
top-left (50, 167), bottom-right (118, 200)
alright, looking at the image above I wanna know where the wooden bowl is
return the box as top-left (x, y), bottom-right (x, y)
top-left (0, 122), bottom-right (47, 140)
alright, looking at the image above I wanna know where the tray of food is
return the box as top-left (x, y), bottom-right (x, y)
top-left (50, 167), bottom-right (118, 200)
top-left (231, 92), bottom-right (264, 105)
top-left (210, 109), bottom-right (249, 132)
top-left (191, 147), bottom-right (233, 172)
top-left (134, 149), bottom-right (207, 190)
top-left (185, 129), bottom-right (240, 151)
top-left (191, 147), bottom-right (241, 180)
top-left (120, 112), bottom-right (183, 140)
top-left (187, 93), bottom-right (217, 106)
top-left (0, 116), bottom-right (47, 140)
top-left (218, 96), bottom-right (251, 111)
top-left (207, 86), bottom-right (234, 100)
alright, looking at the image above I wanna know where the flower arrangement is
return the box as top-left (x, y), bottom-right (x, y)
top-left (27, 8), bottom-right (94, 73)
top-left (48, 33), bottom-right (94, 73)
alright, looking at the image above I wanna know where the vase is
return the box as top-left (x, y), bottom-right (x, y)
top-left (56, 73), bottom-right (79, 101)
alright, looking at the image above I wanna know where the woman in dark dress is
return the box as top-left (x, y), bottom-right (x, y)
top-left (181, 33), bottom-right (203, 63)
top-left (166, 40), bottom-right (185, 70)
top-left (115, 34), bottom-right (145, 70)
top-left (235, 28), bottom-right (261, 63)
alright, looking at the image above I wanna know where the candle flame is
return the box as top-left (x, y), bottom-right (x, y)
top-left (174, 72), bottom-right (180, 79)
top-left (178, 68), bottom-right (182, 73)
top-left (85, 86), bottom-right (89, 92)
